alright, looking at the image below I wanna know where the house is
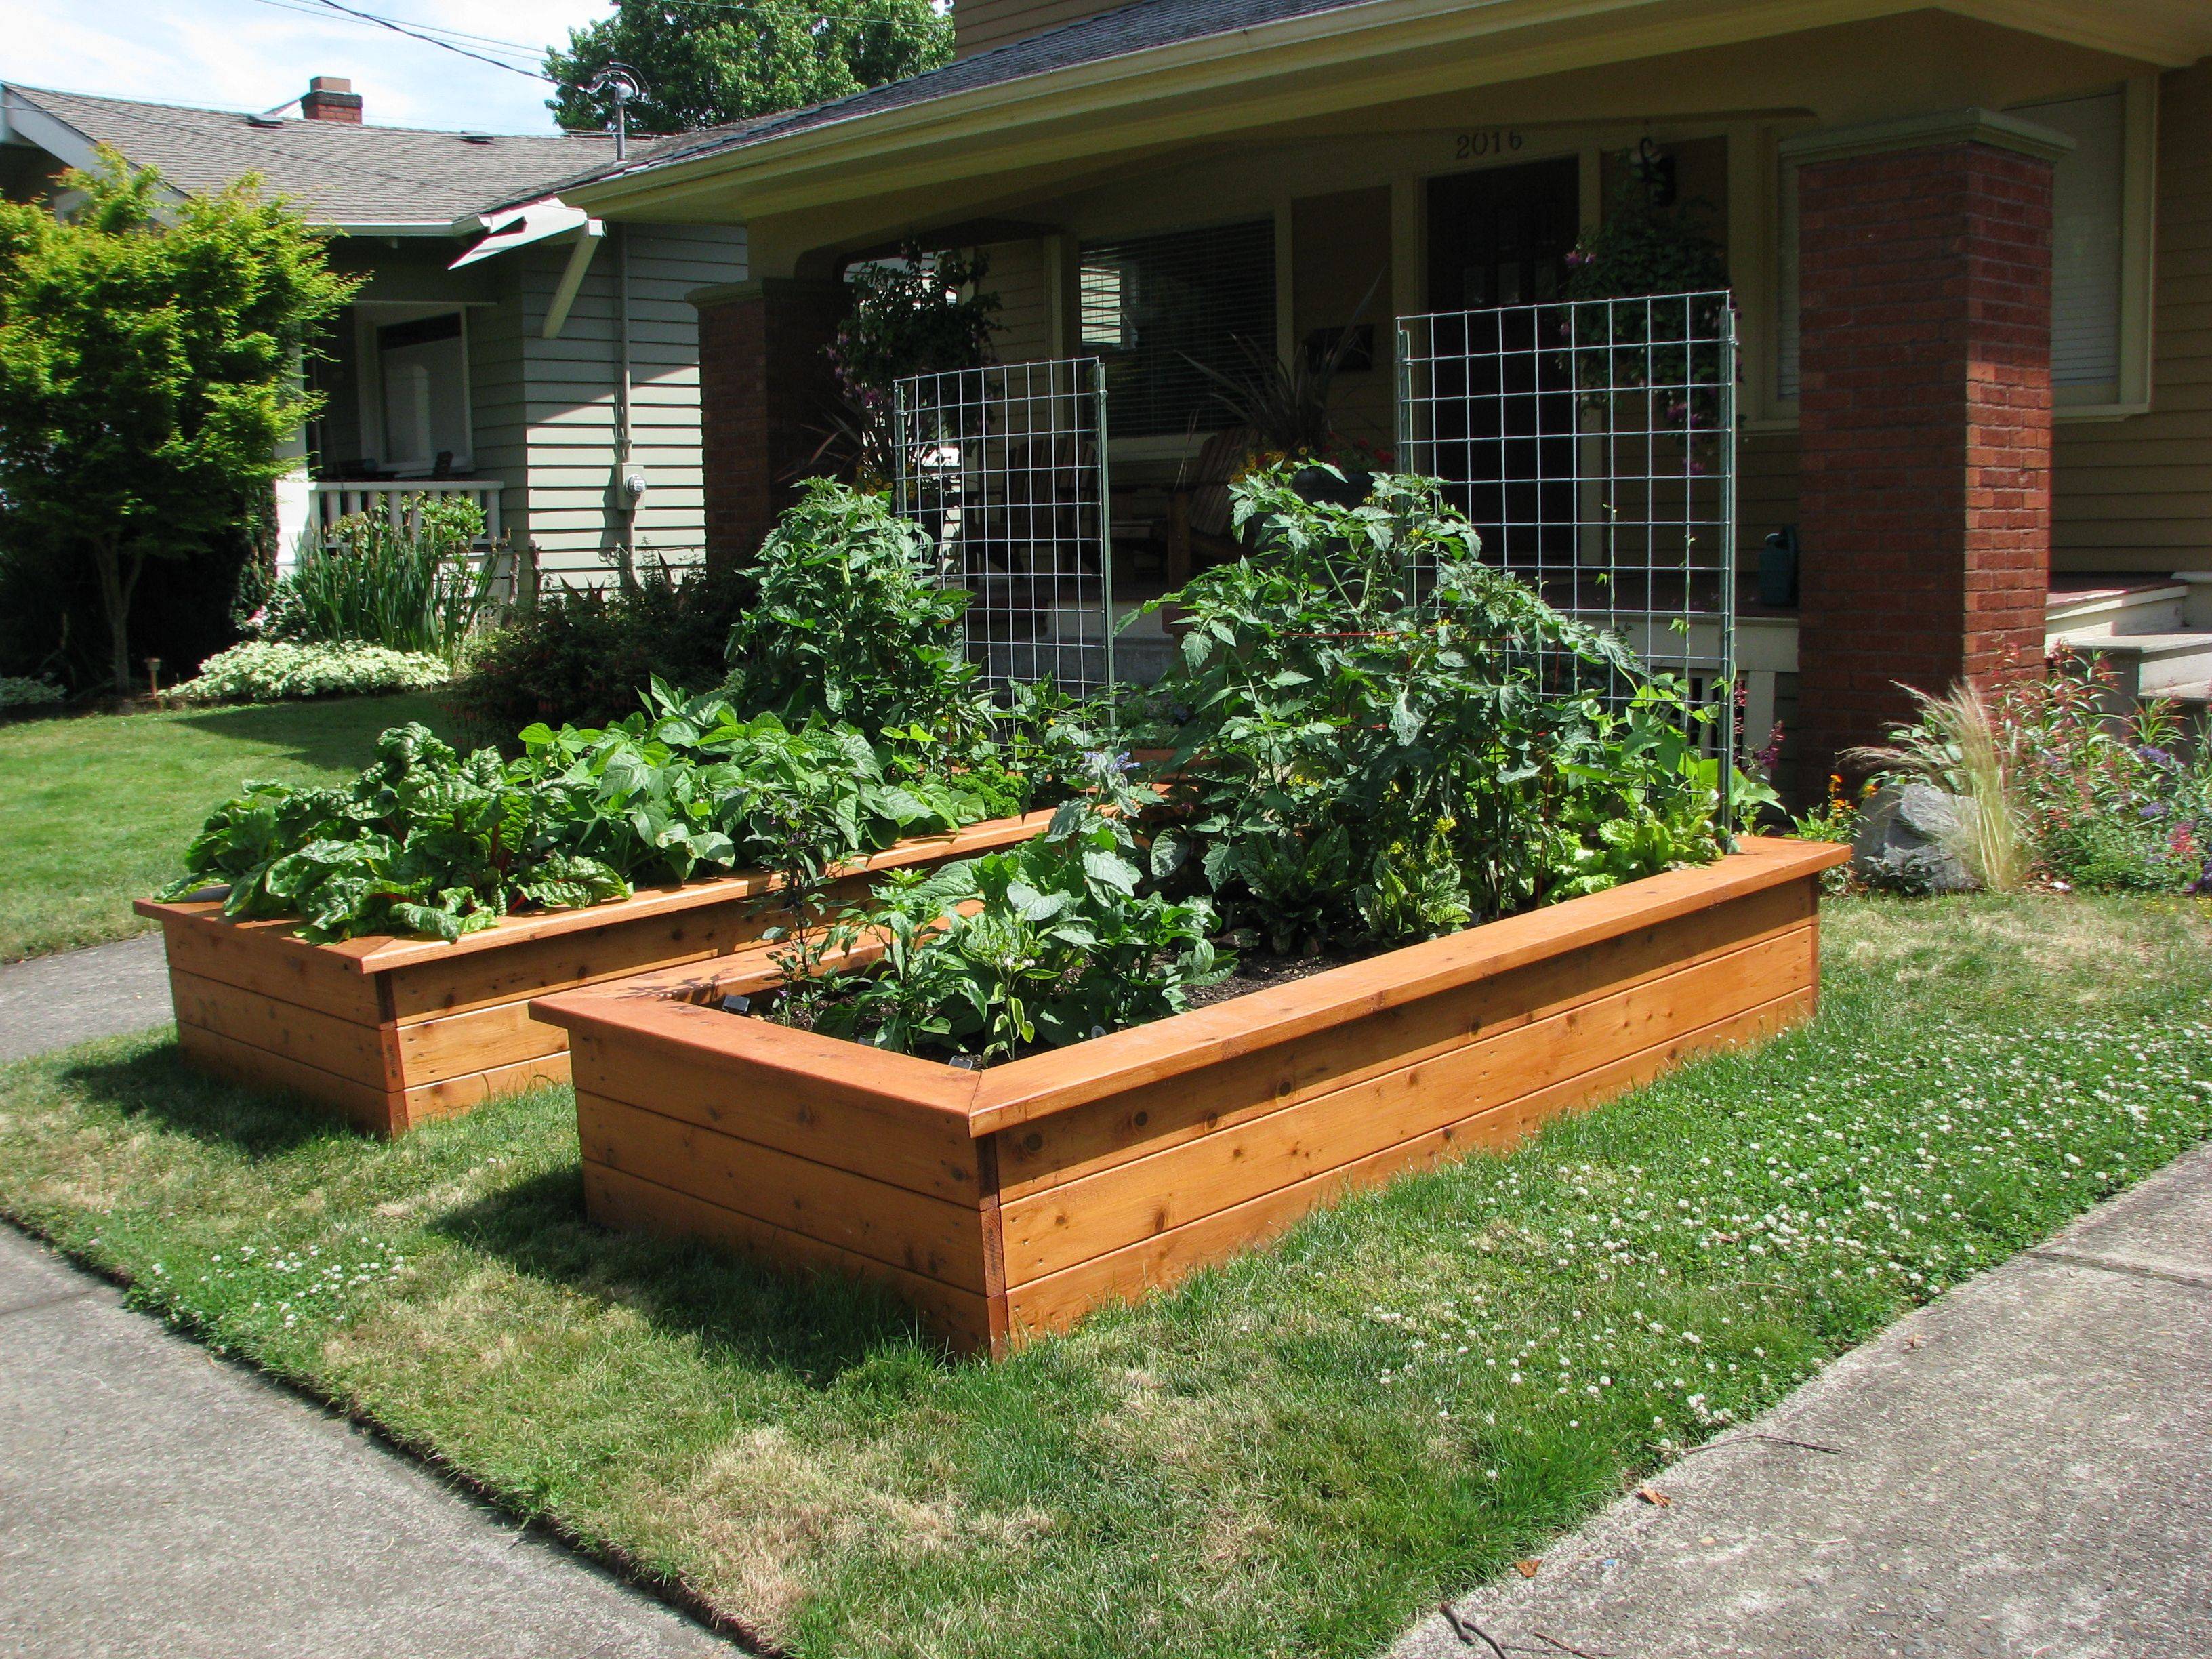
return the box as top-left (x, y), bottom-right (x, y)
top-left (0, 77), bottom-right (747, 590)
top-left (477, 0), bottom-right (2212, 779)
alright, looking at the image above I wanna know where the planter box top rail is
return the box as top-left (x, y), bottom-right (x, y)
top-left (534, 836), bottom-right (1851, 1137)
top-left (134, 808), bottom-right (1057, 975)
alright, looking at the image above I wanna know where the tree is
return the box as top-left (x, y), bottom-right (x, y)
top-left (0, 155), bottom-right (354, 693)
top-left (546, 0), bottom-right (951, 134)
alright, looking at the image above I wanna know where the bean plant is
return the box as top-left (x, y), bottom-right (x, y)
top-left (162, 685), bottom-right (991, 942)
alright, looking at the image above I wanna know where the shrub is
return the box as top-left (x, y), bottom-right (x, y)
top-left (171, 640), bottom-right (449, 703)
top-left (1131, 466), bottom-right (1740, 950)
top-left (453, 558), bottom-right (758, 733)
top-left (162, 689), bottom-right (997, 942)
top-left (725, 479), bottom-right (994, 749)
top-left (257, 498), bottom-right (503, 659)
top-left (1998, 650), bottom-right (2211, 894)
top-left (0, 675), bottom-right (66, 712)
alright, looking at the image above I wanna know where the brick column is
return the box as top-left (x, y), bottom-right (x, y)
top-left (691, 277), bottom-right (851, 572)
top-left (1785, 110), bottom-right (2071, 779)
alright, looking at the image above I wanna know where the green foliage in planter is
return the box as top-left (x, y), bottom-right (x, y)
top-left (453, 557), bottom-right (759, 733)
top-left (171, 640), bottom-right (450, 703)
top-left (1134, 466), bottom-right (1745, 952)
top-left (256, 499), bottom-right (504, 661)
top-left (813, 754), bottom-right (1224, 1063)
top-left (161, 687), bottom-right (993, 943)
top-left (726, 480), bottom-right (996, 750)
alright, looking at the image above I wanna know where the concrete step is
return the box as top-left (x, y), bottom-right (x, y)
top-left (2044, 581), bottom-right (2187, 639)
top-left (2049, 628), bottom-right (2212, 703)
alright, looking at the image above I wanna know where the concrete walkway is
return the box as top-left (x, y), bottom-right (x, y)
top-left (1396, 1145), bottom-right (2212, 1659)
top-left (0, 939), bottom-right (734, 1658)
top-left (0, 935), bottom-right (169, 1062)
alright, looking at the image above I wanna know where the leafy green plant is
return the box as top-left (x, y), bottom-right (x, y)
top-left (161, 689), bottom-right (994, 943)
top-left (171, 640), bottom-right (449, 703)
top-left (1134, 466), bottom-right (1734, 949)
top-left (726, 479), bottom-right (994, 749)
top-left (257, 498), bottom-right (505, 661)
top-left (812, 752), bottom-right (1225, 1063)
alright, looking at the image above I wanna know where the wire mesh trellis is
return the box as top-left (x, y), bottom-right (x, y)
top-left (891, 357), bottom-right (1115, 697)
top-left (1397, 291), bottom-right (1739, 823)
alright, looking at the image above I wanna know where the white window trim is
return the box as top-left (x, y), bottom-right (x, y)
top-left (1748, 74), bottom-right (2157, 433)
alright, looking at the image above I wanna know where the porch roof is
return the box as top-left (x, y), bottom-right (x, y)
top-left (536, 0), bottom-right (2212, 223)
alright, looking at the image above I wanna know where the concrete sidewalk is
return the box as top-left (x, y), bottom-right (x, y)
top-left (0, 935), bottom-right (169, 1062)
top-left (0, 1229), bottom-right (733, 1658)
top-left (0, 939), bottom-right (734, 1658)
top-left (1395, 1145), bottom-right (2212, 1659)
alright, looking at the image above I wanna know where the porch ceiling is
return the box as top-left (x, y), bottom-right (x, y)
top-left (567, 0), bottom-right (2210, 242)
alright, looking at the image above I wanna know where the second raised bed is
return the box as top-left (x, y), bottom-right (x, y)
top-left (133, 809), bottom-right (1053, 1136)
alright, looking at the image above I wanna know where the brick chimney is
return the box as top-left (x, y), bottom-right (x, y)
top-left (299, 76), bottom-right (363, 124)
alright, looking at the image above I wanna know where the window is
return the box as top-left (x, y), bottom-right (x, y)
top-left (376, 312), bottom-right (470, 473)
top-left (1078, 220), bottom-right (1275, 437)
top-left (1774, 87), bottom-right (2138, 410)
top-left (2013, 91), bottom-right (2125, 396)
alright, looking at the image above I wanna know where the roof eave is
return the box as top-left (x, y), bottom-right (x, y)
top-left (556, 0), bottom-right (2212, 220)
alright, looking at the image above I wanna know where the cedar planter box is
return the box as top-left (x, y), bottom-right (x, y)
top-left (531, 836), bottom-right (1850, 1357)
top-left (131, 810), bottom-right (1054, 1138)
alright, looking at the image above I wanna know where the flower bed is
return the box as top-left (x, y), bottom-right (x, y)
top-left (532, 836), bottom-right (1847, 1355)
top-left (134, 811), bottom-right (1051, 1137)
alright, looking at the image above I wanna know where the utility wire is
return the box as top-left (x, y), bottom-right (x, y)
top-left (307, 0), bottom-right (561, 82)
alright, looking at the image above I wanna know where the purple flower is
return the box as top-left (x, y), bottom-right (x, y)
top-left (2137, 745), bottom-right (2175, 769)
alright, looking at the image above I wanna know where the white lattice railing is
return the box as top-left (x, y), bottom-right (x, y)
top-left (310, 480), bottom-right (503, 544)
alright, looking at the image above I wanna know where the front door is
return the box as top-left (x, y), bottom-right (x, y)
top-left (1422, 158), bottom-right (1581, 578)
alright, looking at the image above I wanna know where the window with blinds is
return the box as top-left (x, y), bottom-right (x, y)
top-left (2014, 90), bottom-right (2126, 393)
top-left (1078, 220), bottom-right (1276, 436)
top-left (1774, 88), bottom-right (2127, 404)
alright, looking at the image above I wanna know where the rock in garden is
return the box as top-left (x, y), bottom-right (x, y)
top-left (1852, 781), bottom-right (1977, 894)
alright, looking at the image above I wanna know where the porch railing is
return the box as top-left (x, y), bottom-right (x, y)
top-left (310, 480), bottom-right (504, 544)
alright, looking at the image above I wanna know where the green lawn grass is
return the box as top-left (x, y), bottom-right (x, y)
top-left (1, 894), bottom-right (2207, 1658)
top-left (0, 694), bottom-right (465, 962)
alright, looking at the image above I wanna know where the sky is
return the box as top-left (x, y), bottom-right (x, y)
top-left (3, 0), bottom-right (614, 133)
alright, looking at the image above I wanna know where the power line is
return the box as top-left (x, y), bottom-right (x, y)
top-left (241, 0), bottom-right (548, 61)
top-left (306, 0), bottom-right (560, 82)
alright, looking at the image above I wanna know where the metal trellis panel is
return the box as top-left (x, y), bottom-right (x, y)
top-left (892, 357), bottom-right (1115, 698)
top-left (1396, 291), bottom-right (1740, 823)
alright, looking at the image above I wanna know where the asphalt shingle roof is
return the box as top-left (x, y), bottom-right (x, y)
top-left (516, 0), bottom-right (1386, 204)
top-left (7, 85), bottom-right (619, 227)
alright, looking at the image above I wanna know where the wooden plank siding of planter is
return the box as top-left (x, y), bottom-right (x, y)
top-left (534, 836), bottom-right (1850, 1357)
top-left (131, 810), bottom-right (1054, 1139)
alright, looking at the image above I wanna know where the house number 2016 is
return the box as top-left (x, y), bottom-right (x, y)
top-left (1454, 130), bottom-right (1525, 159)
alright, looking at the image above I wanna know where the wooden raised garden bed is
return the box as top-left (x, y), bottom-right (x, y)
top-left (531, 836), bottom-right (1851, 1356)
top-left (132, 810), bottom-right (1053, 1138)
